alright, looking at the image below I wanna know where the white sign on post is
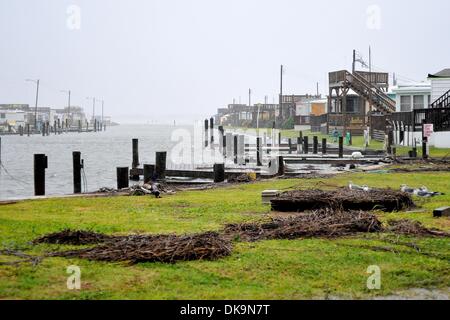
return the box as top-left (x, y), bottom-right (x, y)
top-left (423, 124), bottom-right (434, 138)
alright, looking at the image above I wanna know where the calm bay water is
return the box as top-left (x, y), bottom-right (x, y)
top-left (0, 124), bottom-right (192, 200)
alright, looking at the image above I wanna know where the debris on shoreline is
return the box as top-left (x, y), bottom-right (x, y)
top-left (386, 220), bottom-right (449, 237)
top-left (224, 210), bottom-right (382, 242)
top-left (47, 232), bottom-right (232, 264)
top-left (33, 229), bottom-right (113, 245)
top-left (270, 188), bottom-right (414, 213)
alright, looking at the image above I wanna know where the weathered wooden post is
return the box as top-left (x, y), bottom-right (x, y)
top-left (278, 132), bottom-right (282, 146)
top-left (297, 137), bottom-right (302, 154)
top-left (94, 119), bottom-right (97, 133)
top-left (27, 124), bottom-right (30, 136)
top-left (218, 126), bottom-right (224, 154)
top-left (288, 138), bottom-right (292, 154)
top-left (210, 117), bottom-right (214, 145)
top-left (34, 154), bottom-right (48, 196)
top-left (56, 119), bottom-right (60, 134)
top-left (213, 163), bottom-right (225, 183)
top-left (41, 122), bottom-right (45, 136)
top-left (322, 138), bottom-right (327, 155)
top-left (387, 130), bottom-right (394, 155)
top-left (143, 164), bottom-right (155, 183)
top-left (222, 134), bottom-right (227, 157)
top-left (73, 151), bottom-right (83, 194)
top-left (256, 137), bottom-right (262, 166)
top-left (421, 120), bottom-right (428, 159)
top-left (303, 136), bottom-right (309, 154)
top-left (278, 156), bottom-right (285, 176)
top-left (233, 135), bottom-right (238, 164)
top-left (204, 119), bottom-right (209, 147)
top-left (78, 120), bottom-right (82, 133)
top-left (130, 139), bottom-right (140, 181)
top-left (65, 119), bottom-right (69, 133)
top-left (46, 121), bottom-right (50, 136)
top-left (155, 151), bottom-right (167, 179)
top-left (116, 167), bottom-right (129, 189)
top-left (313, 136), bottom-right (318, 154)
top-left (338, 137), bottom-right (344, 158)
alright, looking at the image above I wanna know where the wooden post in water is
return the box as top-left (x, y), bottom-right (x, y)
top-left (278, 156), bottom-right (285, 176)
top-left (78, 120), bottom-right (81, 133)
top-left (46, 121), bottom-right (50, 136)
top-left (116, 167), bottom-right (129, 189)
top-left (339, 137), bottom-right (344, 158)
top-left (204, 119), bottom-right (209, 147)
top-left (313, 136), bottom-right (318, 154)
top-left (131, 139), bottom-right (140, 181)
top-left (288, 138), bottom-right (292, 154)
top-left (27, 124), bottom-right (30, 136)
top-left (210, 117), bottom-right (214, 146)
top-left (256, 137), bottom-right (262, 166)
top-left (322, 138), bottom-right (327, 155)
top-left (233, 135), bottom-right (238, 164)
top-left (143, 164), bottom-right (155, 183)
top-left (218, 126), bottom-right (224, 154)
top-left (155, 152), bottom-right (167, 179)
top-left (297, 137), bottom-right (302, 154)
top-left (238, 135), bottom-right (245, 165)
top-left (42, 122), bottom-right (45, 136)
top-left (213, 163), bottom-right (225, 183)
top-left (73, 151), bottom-right (83, 194)
top-left (303, 136), bottom-right (309, 154)
top-left (222, 134), bottom-right (227, 158)
top-left (34, 154), bottom-right (48, 196)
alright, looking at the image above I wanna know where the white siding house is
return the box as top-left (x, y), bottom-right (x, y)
top-left (428, 68), bottom-right (450, 104)
top-left (391, 82), bottom-right (431, 112)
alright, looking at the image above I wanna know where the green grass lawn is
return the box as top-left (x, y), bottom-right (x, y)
top-left (0, 171), bottom-right (449, 299)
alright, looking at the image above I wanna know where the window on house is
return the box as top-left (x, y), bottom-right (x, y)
top-left (413, 95), bottom-right (424, 110)
top-left (400, 96), bottom-right (411, 112)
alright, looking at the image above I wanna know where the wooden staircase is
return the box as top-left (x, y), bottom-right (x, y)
top-left (344, 71), bottom-right (396, 114)
top-left (430, 89), bottom-right (450, 109)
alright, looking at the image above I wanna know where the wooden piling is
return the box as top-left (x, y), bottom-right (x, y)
top-left (143, 164), bottom-right (155, 183)
top-left (233, 135), bottom-right (238, 164)
top-left (34, 154), bottom-right (48, 196)
top-left (27, 124), bottom-right (30, 136)
top-left (155, 152), bottom-right (167, 179)
top-left (210, 117), bottom-right (214, 144)
top-left (288, 138), bottom-right (292, 154)
top-left (204, 119), bottom-right (209, 147)
top-left (256, 137), bottom-right (262, 167)
top-left (116, 167), bottom-right (129, 189)
top-left (322, 138), bottom-right (327, 154)
top-left (73, 151), bottom-right (83, 194)
top-left (303, 136), bottom-right (309, 154)
top-left (218, 126), bottom-right (224, 153)
top-left (278, 156), bottom-right (285, 176)
top-left (213, 163), bottom-right (225, 183)
top-left (313, 136), bottom-right (318, 154)
top-left (339, 137), bottom-right (344, 158)
top-left (131, 139), bottom-right (140, 181)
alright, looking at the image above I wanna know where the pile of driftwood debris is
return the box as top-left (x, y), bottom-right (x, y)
top-left (42, 231), bottom-right (232, 264)
top-left (270, 188), bottom-right (414, 213)
top-left (224, 210), bottom-right (382, 242)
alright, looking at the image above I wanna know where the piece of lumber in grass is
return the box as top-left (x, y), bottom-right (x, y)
top-left (433, 206), bottom-right (450, 218)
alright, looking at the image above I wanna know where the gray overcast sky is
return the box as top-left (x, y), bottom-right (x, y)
top-left (0, 0), bottom-right (449, 124)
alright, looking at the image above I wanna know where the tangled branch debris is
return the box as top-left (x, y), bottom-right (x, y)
top-left (271, 188), bottom-right (414, 212)
top-left (47, 232), bottom-right (232, 264)
top-left (224, 210), bottom-right (383, 242)
top-left (33, 230), bottom-right (113, 245)
top-left (386, 220), bottom-right (449, 237)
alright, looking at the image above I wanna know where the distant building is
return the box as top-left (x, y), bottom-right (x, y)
top-left (0, 110), bottom-right (26, 131)
top-left (428, 68), bottom-right (450, 107)
top-left (390, 82), bottom-right (431, 112)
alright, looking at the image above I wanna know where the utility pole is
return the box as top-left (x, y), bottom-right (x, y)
top-left (86, 97), bottom-right (96, 123)
top-left (316, 82), bottom-right (319, 96)
top-left (279, 65), bottom-right (283, 126)
top-left (248, 88), bottom-right (251, 107)
top-left (352, 49), bottom-right (356, 74)
top-left (26, 79), bottom-right (40, 129)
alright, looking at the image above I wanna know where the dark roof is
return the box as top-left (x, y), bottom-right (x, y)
top-left (428, 68), bottom-right (450, 78)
